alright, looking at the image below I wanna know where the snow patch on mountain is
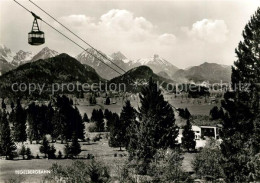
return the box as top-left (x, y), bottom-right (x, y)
top-left (31, 47), bottom-right (59, 61)
top-left (12, 50), bottom-right (34, 66)
top-left (0, 44), bottom-right (15, 63)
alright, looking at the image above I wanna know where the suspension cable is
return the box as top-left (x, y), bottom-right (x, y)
top-left (29, 0), bottom-right (127, 74)
top-left (13, 0), bottom-right (123, 76)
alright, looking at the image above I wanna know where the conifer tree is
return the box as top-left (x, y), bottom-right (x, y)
top-left (91, 109), bottom-right (98, 122)
top-left (27, 102), bottom-right (41, 143)
top-left (70, 133), bottom-right (81, 158)
top-left (105, 97), bottom-right (110, 105)
top-left (1, 98), bottom-right (6, 109)
top-left (96, 109), bottom-right (104, 132)
top-left (220, 7), bottom-right (260, 182)
top-left (210, 106), bottom-right (220, 120)
top-left (10, 101), bottom-right (15, 110)
top-left (26, 147), bottom-right (32, 160)
top-left (13, 99), bottom-right (27, 143)
top-left (83, 113), bottom-right (89, 122)
top-left (64, 143), bottom-right (70, 158)
top-left (184, 108), bottom-right (191, 119)
top-left (40, 136), bottom-right (50, 158)
top-left (72, 107), bottom-right (85, 140)
top-left (0, 111), bottom-right (16, 159)
top-left (120, 100), bottom-right (137, 151)
top-left (133, 78), bottom-right (179, 172)
top-left (20, 144), bottom-right (26, 159)
top-left (108, 113), bottom-right (124, 150)
top-left (48, 144), bottom-right (56, 159)
top-left (104, 109), bottom-right (113, 131)
top-left (182, 119), bottom-right (196, 152)
top-left (45, 103), bottom-right (54, 135)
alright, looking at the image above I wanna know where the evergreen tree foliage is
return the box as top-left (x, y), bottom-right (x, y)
top-left (27, 103), bottom-right (52, 143)
top-left (0, 111), bottom-right (16, 159)
top-left (120, 100), bottom-right (137, 151)
top-left (58, 150), bottom-right (63, 159)
top-left (220, 7), bottom-right (260, 182)
top-left (94, 109), bottom-right (104, 132)
top-left (51, 95), bottom-right (85, 141)
top-left (181, 119), bottom-right (196, 152)
top-left (104, 109), bottom-right (113, 131)
top-left (20, 144), bottom-right (26, 159)
top-left (39, 136), bottom-right (50, 158)
top-left (89, 94), bottom-right (97, 105)
top-left (108, 113), bottom-right (124, 150)
top-left (70, 133), bottom-right (81, 158)
top-left (105, 97), bottom-right (110, 105)
top-left (72, 107), bottom-right (85, 140)
top-left (210, 106), bottom-right (220, 120)
top-left (48, 144), bottom-right (56, 159)
top-left (45, 103), bottom-right (54, 135)
top-left (192, 147), bottom-right (225, 180)
top-left (1, 98), bottom-right (6, 109)
top-left (13, 99), bottom-right (27, 142)
top-left (26, 147), bottom-right (32, 160)
top-left (178, 108), bottom-right (191, 119)
top-left (10, 101), bottom-right (15, 110)
top-left (132, 78), bottom-right (179, 173)
top-left (64, 143), bottom-right (70, 158)
top-left (83, 113), bottom-right (89, 122)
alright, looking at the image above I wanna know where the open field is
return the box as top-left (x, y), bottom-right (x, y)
top-left (76, 96), bottom-right (221, 117)
top-left (0, 95), bottom-right (213, 182)
top-left (0, 138), bottom-right (128, 182)
top-left (0, 137), bottom-right (195, 182)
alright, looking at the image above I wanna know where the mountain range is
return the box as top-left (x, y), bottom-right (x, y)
top-left (172, 62), bottom-right (232, 83)
top-left (109, 66), bottom-right (174, 92)
top-left (0, 45), bottom-right (59, 75)
top-left (0, 53), bottom-right (103, 98)
top-left (77, 50), bottom-right (179, 80)
top-left (0, 44), bottom-right (232, 83)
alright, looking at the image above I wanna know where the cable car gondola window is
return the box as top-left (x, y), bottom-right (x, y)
top-left (28, 12), bottom-right (45, 45)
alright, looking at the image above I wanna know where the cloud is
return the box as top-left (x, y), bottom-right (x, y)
top-left (158, 33), bottom-right (176, 45)
top-left (99, 9), bottom-right (153, 32)
top-left (55, 9), bottom-right (177, 58)
top-left (59, 15), bottom-right (94, 27)
top-left (183, 19), bottom-right (229, 43)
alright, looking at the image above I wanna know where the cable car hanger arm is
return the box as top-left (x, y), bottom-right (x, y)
top-left (13, 0), bottom-right (123, 75)
top-left (28, 0), bottom-right (127, 74)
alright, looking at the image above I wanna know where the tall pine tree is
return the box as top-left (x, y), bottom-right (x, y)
top-left (133, 78), bottom-right (179, 173)
top-left (13, 99), bottom-right (27, 143)
top-left (220, 7), bottom-right (260, 182)
top-left (0, 110), bottom-right (16, 159)
top-left (181, 119), bottom-right (196, 152)
top-left (120, 100), bottom-right (137, 151)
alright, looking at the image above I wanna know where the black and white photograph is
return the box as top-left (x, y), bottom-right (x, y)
top-left (0, 0), bottom-right (260, 182)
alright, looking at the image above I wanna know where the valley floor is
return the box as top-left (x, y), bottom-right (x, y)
top-left (0, 138), bottom-right (195, 182)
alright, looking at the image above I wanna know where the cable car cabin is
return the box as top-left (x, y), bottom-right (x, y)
top-left (28, 12), bottom-right (45, 46)
top-left (28, 31), bottom-right (45, 45)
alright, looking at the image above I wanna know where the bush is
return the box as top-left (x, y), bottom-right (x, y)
top-left (93, 134), bottom-right (102, 142)
top-left (26, 147), bottom-right (32, 160)
top-left (86, 153), bottom-right (94, 159)
top-left (192, 147), bottom-right (225, 180)
top-left (148, 149), bottom-right (187, 182)
top-left (88, 123), bottom-right (98, 132)
top-left (44, 160), bottom-right (110, 183)
top-left (57, 151), bottom-right (63, 159)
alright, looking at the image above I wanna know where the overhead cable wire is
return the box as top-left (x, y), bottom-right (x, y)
top-left (13, 0), bottom-right (123, 76)
top-left (29, 0), bottom-right (127, 74)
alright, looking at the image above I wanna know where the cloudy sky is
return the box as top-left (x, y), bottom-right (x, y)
top-left (1, 0), bottom-right (260, 68)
